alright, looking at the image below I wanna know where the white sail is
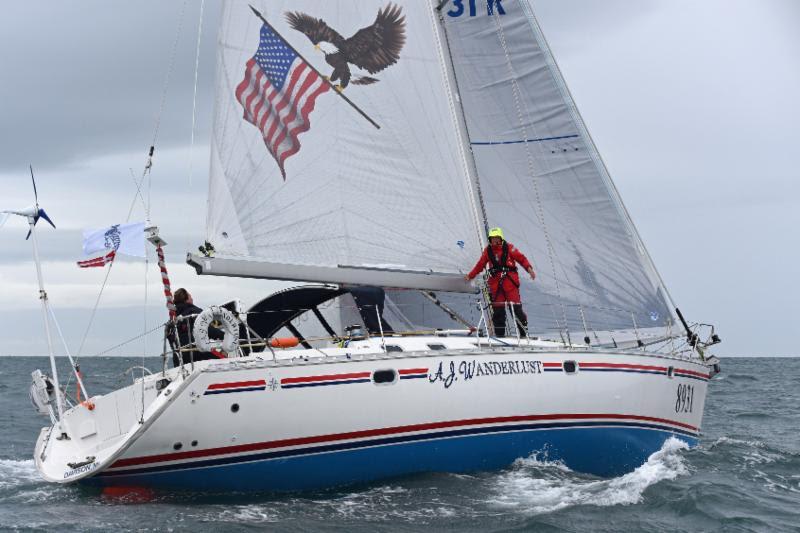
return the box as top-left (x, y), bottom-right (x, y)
top-left (203, 1), bottom-right (485, 290)
top-left (201, 0), bottom-right (676, 335)
top-left (439, 0), bottom-right (674, 334)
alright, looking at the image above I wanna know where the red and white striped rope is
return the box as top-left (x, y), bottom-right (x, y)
top-left (155, 244), bottom-right (176, 321)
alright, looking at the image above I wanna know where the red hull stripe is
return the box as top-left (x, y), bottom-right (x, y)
top-left (207, 380), bottom-right (266, 391)
top-left (578, 362), bottom-right (709, 380)
top-left (281, 372), bottom-right (371, 385)
top-left (109, 413), bottom-right (698, 470)
top-left (398, 368), bottom-right (428, 375)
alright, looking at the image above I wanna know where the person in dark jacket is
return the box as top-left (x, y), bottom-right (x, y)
top-left (173, 288), bottom-right (223, 366)
top-left (465, 227), bottom-right (536, 337)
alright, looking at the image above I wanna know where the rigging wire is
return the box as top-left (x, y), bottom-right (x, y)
top-left (89, 323), bottom-right (166, 358)
top-left (187, 0), bottom-right (206, 189)
top-left (151, 0), bottom-right (190, 149)
top-left (140, 224), bottom-right (150, 422)
top-left (71, 0), bottom-right (190, 370)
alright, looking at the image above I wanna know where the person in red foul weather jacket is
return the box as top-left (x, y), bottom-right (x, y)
top-left (464, 227), bottom-right (536, 337)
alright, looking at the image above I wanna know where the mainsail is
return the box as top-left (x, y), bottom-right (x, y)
top-left (201, 1), bottom-right (485, 291)
top-left (197, 0), bottom-right (675, 336)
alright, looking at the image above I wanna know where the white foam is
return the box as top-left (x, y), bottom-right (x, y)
top-left (0, 459), bottom-right (40, 490)
top-left (215, 505), bottom-right (280, 524)
top-left (710, 436), bottom-right (766, 449)
top-left (487, 437), bottom-right (690, 514)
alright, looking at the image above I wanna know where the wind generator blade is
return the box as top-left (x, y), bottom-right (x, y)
top-left (30, 165), bottom-right (38, 206)
top-left (38, 208), bottom-right (56, 229)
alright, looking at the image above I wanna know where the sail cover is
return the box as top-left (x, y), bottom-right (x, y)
top-left (440, 0), bottom-right (673, 333)
top-left (205, 1), bottom-right (484, 289)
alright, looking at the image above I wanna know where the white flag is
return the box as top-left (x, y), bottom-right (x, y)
top-left (82, 221), bottom-right (145, 258)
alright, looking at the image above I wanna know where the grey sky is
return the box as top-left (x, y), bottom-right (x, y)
top-left (1, 0), bottom-right (797, 357)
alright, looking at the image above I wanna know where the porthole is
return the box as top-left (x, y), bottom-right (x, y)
top-left (231, 403), bottom-right (240, 413)
top-left (385, 345), bottom-right (403, 353)
top-left (373, 369), bottom-right (397, 384)
top-left (563, 360), bottom-right (578, 374)
top-left (427, 344), bottom-right (446, 351)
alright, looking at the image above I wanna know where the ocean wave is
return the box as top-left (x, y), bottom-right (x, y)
top-left (708, 436), bottom-right (766, 449)
top-left (486, 437), bottom-right (690, 514)
top-left (725, 373), bottom-right (759, 382)
top-left (203, 485), bottom-right (461, 525)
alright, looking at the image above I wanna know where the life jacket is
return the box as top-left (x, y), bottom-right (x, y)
top-left (486, 242), bottom-right (518, 278)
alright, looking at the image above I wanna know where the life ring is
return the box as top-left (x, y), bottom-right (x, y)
top-left (192, 306), bottom-right (240, 355)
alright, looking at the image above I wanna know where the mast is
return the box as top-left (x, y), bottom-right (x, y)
top-left (430, 0), bottom-right (489, 247)
top-left (28, 214), bottom-right (65, 421)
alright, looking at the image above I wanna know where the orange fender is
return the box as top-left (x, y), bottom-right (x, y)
top-left (270, 337), bottom-right (300, 349)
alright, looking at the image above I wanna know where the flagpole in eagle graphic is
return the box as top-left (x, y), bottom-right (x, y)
top-left (240, 4), bottom-right (406, 179)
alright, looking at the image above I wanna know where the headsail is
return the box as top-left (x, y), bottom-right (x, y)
top-left (201, 1), bottom-right (485, 291)
top-left (439, 0), bottom-right (675, 334)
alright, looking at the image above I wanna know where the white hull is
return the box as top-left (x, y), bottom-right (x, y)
top-left (35, 337), bottom-right (714, 491)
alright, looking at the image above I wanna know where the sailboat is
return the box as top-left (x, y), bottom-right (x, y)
top-left (29, 0), bottom-right (721, 491)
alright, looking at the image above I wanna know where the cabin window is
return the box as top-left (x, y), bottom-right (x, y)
top-left (427, 344), bottom-right (446, 351)
top-left (385, 345), bottom-right (403, 353)
top-left (373, 369), bottom-right (397, 385)
top-left (173, 442), bottom-right (183, 451)
top-left (231, 403), bottom-right (240, 413)
top-left (563, 360), bottom-right (578, 374)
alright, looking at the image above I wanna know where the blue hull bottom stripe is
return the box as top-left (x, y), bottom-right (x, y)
top-left (281, 379), bottom-right (371, 389)
top-left (581, 369), bottom-right (665, 377)
top-left (203, 386), bottom-right (266, 395)
top-left (95, 424), bottom-right (697, 490)
top-left (674, 374), bottom-right (710, 382)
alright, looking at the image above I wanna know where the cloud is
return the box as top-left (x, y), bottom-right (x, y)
top-left (0, 1), bottom-right (220, 172)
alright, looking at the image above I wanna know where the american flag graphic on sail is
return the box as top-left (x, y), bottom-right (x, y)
top-left (236, 23), bottom-right (329, 179)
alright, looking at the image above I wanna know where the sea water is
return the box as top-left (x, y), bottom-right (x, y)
top-left (0, 356), bottom-right (797, 532)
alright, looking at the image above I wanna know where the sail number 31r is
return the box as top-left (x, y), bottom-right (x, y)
top-left (448, 0), bottom-right (506, 17)
top-left (675, 384), bottom-right (695, 413)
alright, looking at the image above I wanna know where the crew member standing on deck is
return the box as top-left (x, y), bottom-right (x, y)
top-left (464, 228), bottom-right (536, 337)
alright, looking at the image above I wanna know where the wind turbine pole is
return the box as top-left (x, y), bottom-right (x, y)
top-left (28, 214), bottom-right (64, 422)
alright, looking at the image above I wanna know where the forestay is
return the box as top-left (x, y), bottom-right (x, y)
top-left (203, 0), bottom-right (484, 291)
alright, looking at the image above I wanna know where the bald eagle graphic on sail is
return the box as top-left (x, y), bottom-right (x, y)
top-left (236, 5), bottom-right (398, 179)
top-left (286, 3), bottom-right (406, 90)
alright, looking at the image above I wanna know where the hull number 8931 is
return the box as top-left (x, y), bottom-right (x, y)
top-left (675, 383), bottom-right (695, 413)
